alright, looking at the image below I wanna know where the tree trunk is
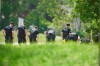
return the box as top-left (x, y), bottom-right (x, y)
top-left (74, 18), bottom-right (81, 31)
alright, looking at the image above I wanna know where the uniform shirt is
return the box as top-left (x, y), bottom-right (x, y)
top-left (18, 26), bottom-right (26, 36)
top-left (47, 29), bottom-right (55, 34)
top-left (30, 28), bottom-right (39, 37)
top-left (62, 27), bottom-right (71, 37)
top-left (4, 26), bottom-right (14, 36)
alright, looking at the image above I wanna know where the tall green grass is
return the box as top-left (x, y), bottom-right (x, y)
top-left (0, 42), bottom-right (98, 66)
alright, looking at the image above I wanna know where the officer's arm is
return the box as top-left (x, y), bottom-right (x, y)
top-left (16, 30), bottom-right (18, 35)
top-left (25, 29), bottom-right (28, 40)
top-left (12, 31), bottom-right (14, 38)
top-left (25, 29), bottom-right (28, 36)
top-left (44, 31), bottom-right (47, 36)
top-left (37, 33), bottom-right (39, 42)
top-left (69, 29), bottom-right (71, 33)
top-left (69, 29), bottom-right (71, 35)
top-left (2, 29), bottom-right (5, 37)
top-left (61, 30), bottom-right (63, 37)
top-left (61, 32), bottom-right (63, 37)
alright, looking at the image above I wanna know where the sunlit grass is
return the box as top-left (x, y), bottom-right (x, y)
top-left (0, 42), bottom-right (98, 66)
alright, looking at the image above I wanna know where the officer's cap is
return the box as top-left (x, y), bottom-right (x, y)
top-left (10, 22), bottom-right (14, 26)
top-left (66, 24), bottom-right (70, 26)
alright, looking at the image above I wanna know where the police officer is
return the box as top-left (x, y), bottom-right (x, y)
top-left (61, 24), bottom-right (71, 40)
top-left (45, 28), bottom-right (56, 42)
top-left (29, 26), bottom-right (39, 43)
top-left (17, 25), bottom-right (28, 44)
top-left (2, 22), bottom-right (14, 44)
top-left (67, 33), bottom-right (78, 41)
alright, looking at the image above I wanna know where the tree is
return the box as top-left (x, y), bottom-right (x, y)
top-left (26, 0), bottom-right (73, 33)
top-left (71, 0), bottom-right (100, 42)
top-left (1, 0), bottom-right (20, 29)
top-left (0, 0), bottom-right (39, 29)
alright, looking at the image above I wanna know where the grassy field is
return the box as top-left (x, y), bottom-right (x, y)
top-left (0, 42), bottom-right (99, 66)
top-left (0, 31), bottom-right (99, 66)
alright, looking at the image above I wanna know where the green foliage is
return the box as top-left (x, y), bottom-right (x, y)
top-left (70, 0), bottom-right (100, 42)
top-left (26, 0), bottom-right (73, 33)
top-left (76, 31), bottom-right (86, 38)
top-left (0, 0), bottom-right (39, 29)
top-left (1, 0), bottom-right (20, 29)
top-left (1, 0), bottom-right (73, 33)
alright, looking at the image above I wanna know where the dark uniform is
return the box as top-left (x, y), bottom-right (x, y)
top-left (46, 29), bottom-right (56, 41)
top-left (62, 27), bottom-right (71, 40)
top-left (17, 26), bottom-right (26, 44)
top-left (4, 26), bottom-right (14, 43)
top-left (67, 33), bottom-right (78, 41)
top-left (29, 28), bottom-right (39, 42)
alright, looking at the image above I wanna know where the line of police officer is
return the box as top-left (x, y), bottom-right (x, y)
top-left (2, 22), bottom-right (78, 44)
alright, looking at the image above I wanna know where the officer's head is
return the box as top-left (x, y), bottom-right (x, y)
top-left (35, 26), bottom-right (38, 30)
top-left (66, 24), bottom-right (70, 27)
top-left (10, 22), bottom-right (14, 27)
